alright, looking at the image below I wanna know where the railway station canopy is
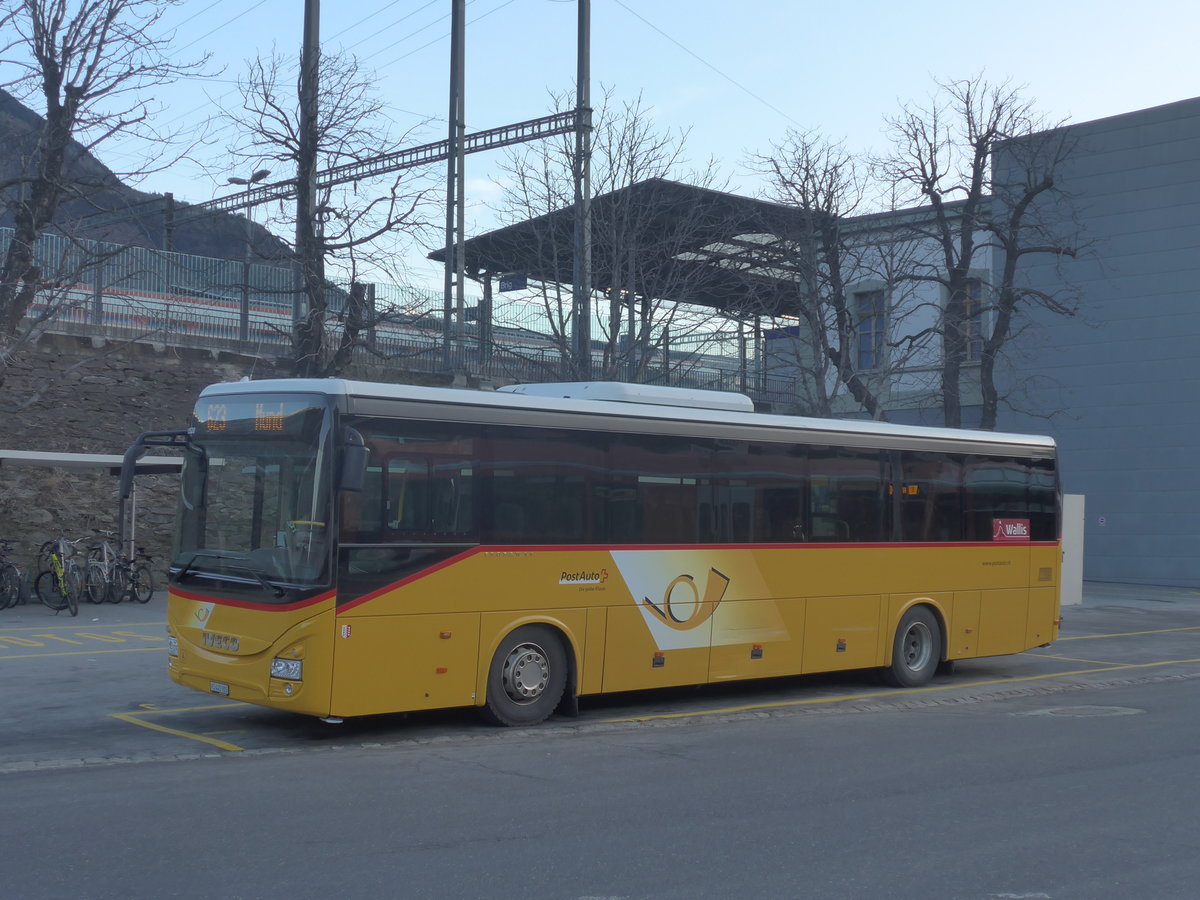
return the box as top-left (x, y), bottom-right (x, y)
top-left (429, 177), bottom-right (824, 317)
top-left (0, 450), bottom-right (182, 476)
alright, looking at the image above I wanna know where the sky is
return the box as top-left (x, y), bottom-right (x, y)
top-left (22, 0), bottom-right (1200, 289)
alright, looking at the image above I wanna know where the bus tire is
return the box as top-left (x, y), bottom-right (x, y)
top-left (884, 606), bottom-right (940, 687)
top-left (482, 625), bottom-right (567, 727)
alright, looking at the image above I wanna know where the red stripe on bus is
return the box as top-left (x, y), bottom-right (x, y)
top-left (335, 548), bottom-right (481, 614)
top-left (171, 586), bottom-right (335, 612)
top-left (333, 540), bottom-right (1061, 614)
top-left (462, 541), bottom-right (1061, 552)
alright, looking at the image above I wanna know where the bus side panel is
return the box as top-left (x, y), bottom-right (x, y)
top-left (581, 606), bottom-right (608, 695)
top-left (329, 612), bottom-right (481, 717)
top-left (1028, 543), bottom-right (1062, 646)
top-left (1027, 587), bottom-right (1058, 647)
top-left (977, 588), bottom-right (1031, 656)
top-left (948, 591), bottom-right (982, 659)
top-left (1028, 544), bottom-right (1061, 589)
top-left (802, 595), bottom-right (883, 675)
top-left (708, 596), bottom-right (801, 681)
top-left (602, 605), bottom-right (712, 693)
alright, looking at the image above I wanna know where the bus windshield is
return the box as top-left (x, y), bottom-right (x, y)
top-left (174, 393), bottom-right (334, 596)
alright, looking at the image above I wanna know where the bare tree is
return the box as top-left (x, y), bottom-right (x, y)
top-left (750, 131), bottom-right (933, 419)
top-left (490, 89), bottom-right (740, 383)
top-left (0, 0), bottom-right (207, 388)
top-left (880, 76), bottom-right (1082, 428)
top-left (224, 50), bottom-right (432, 377)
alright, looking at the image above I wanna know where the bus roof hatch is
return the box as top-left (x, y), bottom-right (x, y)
top-left (498, 382), bottom-right (756, 413)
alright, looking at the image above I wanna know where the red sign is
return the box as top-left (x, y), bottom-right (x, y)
top-left (993, 518), bottom-right (1031, 542)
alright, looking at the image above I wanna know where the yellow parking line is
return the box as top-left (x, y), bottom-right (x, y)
top-left (0, 622), bottom-right (167, 633)
top-left (110, 704), bottom-right (246, 752)
top-left (0, 647), bottom-right (163, 660)
top-left (1031, 653), bottom-right (1125, 666)
top-left (604, 656), bottom-right (1200, 723)
top-left (1058, 625), bottom-right (1200, 641)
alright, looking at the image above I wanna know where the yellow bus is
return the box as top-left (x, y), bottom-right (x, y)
top-left (144, 378), bottom-right (1060, 726)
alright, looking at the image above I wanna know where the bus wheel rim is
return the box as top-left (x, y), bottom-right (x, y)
top-left (502, 642), bottom-right (550, 704)
top-left (902, 622), bottom-right (933, 671)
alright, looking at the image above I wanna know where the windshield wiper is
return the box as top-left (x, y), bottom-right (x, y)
top-left (226, 564), bottom-right (287, 599)
top-left (174, 552), bottom-right (287, 598)
top-left (175, 551), bottom-right (225, 583)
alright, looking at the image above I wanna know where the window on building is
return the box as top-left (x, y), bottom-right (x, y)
top-left (964, 278), bottom-right (985, 361)
top-left (855, 289), bottom-right (886, 370)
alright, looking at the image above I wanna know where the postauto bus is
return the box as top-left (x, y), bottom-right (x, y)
top-left (141, 378), bottom-right (1060, 726)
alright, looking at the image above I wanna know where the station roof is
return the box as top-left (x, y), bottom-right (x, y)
top-left (0, 450), bottom-right (182, 476)
top-left (429, 177), bottom-right (822, 318)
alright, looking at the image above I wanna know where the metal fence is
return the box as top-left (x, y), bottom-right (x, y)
top-left (4, 226), bottom-right (804, 408)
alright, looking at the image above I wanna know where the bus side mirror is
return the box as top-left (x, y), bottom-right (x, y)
top-left (340, 428), bottom-right (369, 492)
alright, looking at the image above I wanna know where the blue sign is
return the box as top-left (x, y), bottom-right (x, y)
top-left (498, 273), bottom-right (527, 292)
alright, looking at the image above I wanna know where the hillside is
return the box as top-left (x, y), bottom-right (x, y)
top-left (0, 88), bottom-right (291, 264)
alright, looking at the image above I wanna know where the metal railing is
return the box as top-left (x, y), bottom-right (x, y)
top-left (5, 226), bottom-right (803, 407)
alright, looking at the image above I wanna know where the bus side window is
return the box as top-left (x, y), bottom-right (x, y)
top-left (387, 458), bottom-right (427, 531)
top-left (810, 447), bottom-right (887, 542)
top-left (1028, 458), bottom-right (1059, 540)
top-left (617, 433), bottom-right (713, 545)
top-left (759, 488), bottom-right (806, 541)
top-left (733, 442), bottom-right (808, 543)
top-left (898, 451), bottom-right (964, 542)
top-left (481, 427), bottom-right (599, 544)
top-left (963, 457), bottom-right (1028, 541)
top-left (386, 460), bottom-right (474, 538)
top-left (339, 460), bottom-right (384, 543)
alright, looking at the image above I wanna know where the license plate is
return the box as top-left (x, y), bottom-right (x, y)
top-left (209, 681), bottom-right (230, 697)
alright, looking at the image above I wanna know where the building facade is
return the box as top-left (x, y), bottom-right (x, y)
top-left (995, 97), bottom-right (1200, 586)
top-left (759, 97), bottom-right (1200, 586)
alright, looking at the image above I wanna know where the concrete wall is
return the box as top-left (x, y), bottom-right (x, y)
top-left (997, 97), bottom-right (1200, 586)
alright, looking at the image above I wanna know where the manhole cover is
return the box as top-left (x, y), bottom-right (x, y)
top-left (1019, 706), bottom-right (1143, 718)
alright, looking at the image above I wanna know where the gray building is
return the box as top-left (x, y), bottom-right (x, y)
top-left (996, 97), bottom-right (1200, 586)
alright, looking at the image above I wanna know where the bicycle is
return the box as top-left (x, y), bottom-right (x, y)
top-left (85, 529), bottom-right (126, 604)
top-left (34, 537), bottom-right (85, 616)
top-left (126, 546), bottom-right (155, 604)
top-left (0, 538), bottom-right (25, 610)
top-left (85, 534), bottom-right (154, 604)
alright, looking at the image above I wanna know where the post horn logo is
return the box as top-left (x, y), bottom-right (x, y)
top-left (642, 568), bottom-right (730, 631)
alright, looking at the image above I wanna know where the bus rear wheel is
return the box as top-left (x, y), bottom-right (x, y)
top-left (482, 625), bottom-right (567, 727)
top-left (884, 606), bottom-right (940, 687)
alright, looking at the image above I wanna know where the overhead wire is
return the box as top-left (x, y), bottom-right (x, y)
top-left (331, 0), bottom-right (442, 46)
top-left (175, 0), bottom-right (272, 55)
top-left (99, 0), bottom-right (449, 174)
top-left (609, 0), bottom-right (803, 130)
top-left (66, 0), bottom-right (535, 208)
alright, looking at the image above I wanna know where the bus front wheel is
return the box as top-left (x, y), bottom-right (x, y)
top-left (884, 606), bottom-right (941, 687)
top-left (482, 625), bottom-right (567, 727)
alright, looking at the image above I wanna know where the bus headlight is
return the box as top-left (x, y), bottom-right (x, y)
top-left (270, 657), bottom-right (303, 680)
top-left (167, 636), bottom-right (179, 657)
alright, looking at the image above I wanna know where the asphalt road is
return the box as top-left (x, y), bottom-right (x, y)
top-left (2, 583), bottom-right (1199, 899)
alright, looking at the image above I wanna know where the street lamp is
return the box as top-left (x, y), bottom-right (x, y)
top-left (227, 168), bottom-right (272, 341)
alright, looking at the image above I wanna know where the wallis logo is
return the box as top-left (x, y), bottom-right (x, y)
top-left (993, 518), bottom-right (1031, 542)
